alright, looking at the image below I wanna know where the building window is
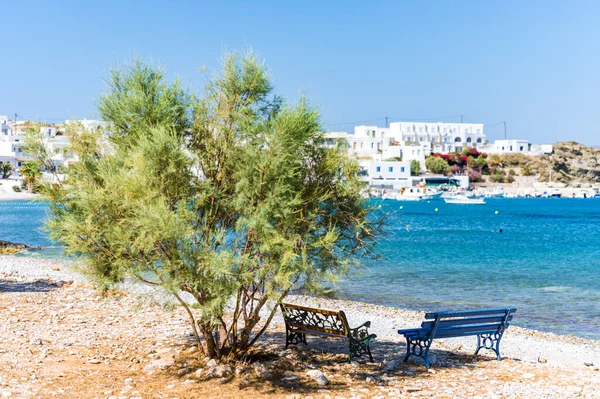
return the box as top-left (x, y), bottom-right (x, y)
top-left (376, 166), bottom-right (381, 172)
top-left (520, 146), bottom-right (524, 151)
top-left (371, 143), bottom-right (374, 148)
top-left (419, 137), bottom-right (423, 142)
top-left (501, 146), bottom-right (505, 150)
top-left (389, 167), bottom-right (393, 172)
top-left (401, 167), bottom-right (405, 172)
top-left (510, 146), bottom-right (513, 151)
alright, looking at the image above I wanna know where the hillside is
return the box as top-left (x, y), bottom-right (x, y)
top-left (538, 142), bottom-right (600, 183)
top-left (484, 142), bottom-right (600, 184)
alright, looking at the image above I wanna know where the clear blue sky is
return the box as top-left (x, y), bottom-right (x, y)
top-left (1, 0), bottom-right (598, 144)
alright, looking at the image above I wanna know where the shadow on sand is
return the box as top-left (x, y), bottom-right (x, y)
top-left (175, 330), bottom-right (510, 395)
top-left (0, 279), bottom-right (60, 293)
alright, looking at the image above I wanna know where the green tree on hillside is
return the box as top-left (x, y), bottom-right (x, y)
top-left (410, 160), bottom-right (421, 176)
top-left (40, 53), bottom-right (384, 360)
top-left (426, 156), bottom-right (450, 174)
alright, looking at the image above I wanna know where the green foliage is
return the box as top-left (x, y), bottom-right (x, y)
top-left (508, 169), bottom-right (517, 176)
top-left (41, 52), bottom-right (383, 359)
top-left (385, 157), bottom-right (403, 162)
top-left (487, 154), bottom-right (502, 167)
top-left (12, 185), bottom-right (21, 193)
top-left (1, 162), bottom-right (12, 179)
top-left (410, 160), bottom-right (421, 176)
top-left (521, 164), bottom-right (535, 176)
top-left (20, 161), bottom-right (41, 193)
top-left (426, 156), bottom-right (450, 174)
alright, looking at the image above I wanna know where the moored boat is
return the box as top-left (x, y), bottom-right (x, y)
top-left (443, 194), bottom-right (486, 205)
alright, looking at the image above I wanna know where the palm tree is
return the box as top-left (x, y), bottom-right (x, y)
top-left (20, 161), bottom-right (41, 193)
top-left (521, 164), bottom-right (535, 176)
top-left (1, 162), bottom-right (13, 179)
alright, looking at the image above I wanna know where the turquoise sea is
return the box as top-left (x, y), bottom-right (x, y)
top-left (1, 199), bottom-right (599, 340)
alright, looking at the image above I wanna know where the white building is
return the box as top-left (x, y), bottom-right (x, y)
top-left (478, 140), bottom-right (553, 155)
top-left (359, 158), bottom-right (412, 189)
top-left (388, 121), bottom-right (486, 154)
top-left (0, 116), bottom-right (22, 168)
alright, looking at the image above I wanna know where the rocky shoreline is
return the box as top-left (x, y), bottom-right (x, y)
top-left (1, 255), bottom-right (599, 398)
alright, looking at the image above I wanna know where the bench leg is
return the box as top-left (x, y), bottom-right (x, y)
top-left (402, 336), bottom-right (411, 363)
top-left (349, 338), bottom-right (375, 363)
top-left (403, 336), bottom-right (433, 369)
top-left (475, 332), bottom-right (503, 361)
top-left (285, 331), bottom-right (307, 348)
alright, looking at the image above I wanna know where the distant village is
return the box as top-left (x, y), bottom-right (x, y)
top-left (324, 122), bottom-right (553, 190)
top-left (1, 115), bottom-right (554, 192)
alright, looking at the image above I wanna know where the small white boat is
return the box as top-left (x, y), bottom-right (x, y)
top-left (550, 188), bottom-right (562, 198)
top-left (444, 194), bottom-right (486, 205)
top-left (485, 186), bottom-right (505, 198)
top-left (395, 187), bottom-right (428, 201)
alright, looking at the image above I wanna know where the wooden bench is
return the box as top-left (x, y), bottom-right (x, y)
top-left (397, 307), bottom-right (516, 368)
top-left (280, 303), bottom-right (377, 362)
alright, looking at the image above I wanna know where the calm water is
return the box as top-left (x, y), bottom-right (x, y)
top-left (1, 199), bottom-right (599, 340)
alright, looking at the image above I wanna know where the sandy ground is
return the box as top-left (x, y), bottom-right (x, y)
top-left (0, 256), bottom-right (599, 399)
top-left (0, 179), bottom-right (37, 200)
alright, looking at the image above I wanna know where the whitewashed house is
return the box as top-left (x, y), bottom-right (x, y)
top-left (478, 140), bottom-right (553, 155)
top-left (358, 157), bottom-right (412, 189)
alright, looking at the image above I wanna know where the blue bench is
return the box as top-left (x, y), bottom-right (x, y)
top-left (397, 307), bottom-right (516, 368)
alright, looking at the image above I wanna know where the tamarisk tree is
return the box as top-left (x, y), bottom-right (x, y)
top-left (43, 52), bottom-right (384, 359)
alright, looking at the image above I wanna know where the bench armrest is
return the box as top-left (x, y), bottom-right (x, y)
top-left (349, 321), bottom-right (373, 340)
top-left (397, 328), bottom-right (427, 337)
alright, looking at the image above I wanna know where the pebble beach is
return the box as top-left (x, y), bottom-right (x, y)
top-left (1, 255), bottom-right (599, 398)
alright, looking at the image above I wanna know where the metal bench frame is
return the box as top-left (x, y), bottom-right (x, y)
top-left (398, 307), bottom-right (517, 368)
top-left (280, 303), bottom-right (377, 362)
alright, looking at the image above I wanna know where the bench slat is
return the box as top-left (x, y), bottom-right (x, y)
top-left (287, 322), bottom-right (347, 337)
top-left (433, 324), bottom-right (503, 337)
top-left (421, 315), bottom-right (513, 329)
top-left (290, 328), bottom-right (350, 341)
top-left (281, 303), bottom-right (343, 317)
top-left (425, 307), bottom-right (516, 319)
top-left (433, 328), bottom-right (500, 339)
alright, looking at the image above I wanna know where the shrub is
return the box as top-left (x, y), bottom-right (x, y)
top-left (410, 160), bottom-right (421, 176)
top-left (508, 169), bottom-right (516, 176)
top-left (12, 185), bottom-right (21, 193)
top-left (521, 164), bottom-right (535, 176)
top-left (469, 171), bottom-right (483, 182)
top-left (426, 156), bottom-right (450, 174)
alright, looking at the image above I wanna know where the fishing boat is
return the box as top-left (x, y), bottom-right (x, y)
top-left (443, 194), bottom-right (486, 205)
top-left (550, 188), bottom-right (562, 198)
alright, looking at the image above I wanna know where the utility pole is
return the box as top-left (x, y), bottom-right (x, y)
top-left (460, 115), bottom-right (463, 123)
top-left (385, 116), bottom-right (388, 128)
top-left (503, 121), bottom-right (507, 140)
